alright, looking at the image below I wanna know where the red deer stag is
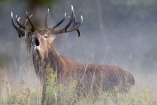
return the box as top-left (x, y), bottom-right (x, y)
top-left (11, 5), bottom-right (135, 104)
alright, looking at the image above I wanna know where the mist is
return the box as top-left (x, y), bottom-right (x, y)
top-left (0, 0), bottom-right (157, 94)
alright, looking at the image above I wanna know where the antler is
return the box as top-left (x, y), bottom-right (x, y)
top-left (11, 5), bottom-right (83, 38)
top-left (52, 12), bottom-right (66, 30)
top-left (15, 16), bottom-right (26, 29)
top-left (11, 12), bottom-right (25, 38)
top-left (26, 12), bottom-right (35, 32)
top-left (24, 14), bottom-right (33, 25)
top-left (11, 12), bottom-right (34, 38)
top-left (45, 9), bottom-right (49, 28)
top-left (44, 8), bottom-right (67, 29)
top-left (48, 5), bottom-right (83, 37)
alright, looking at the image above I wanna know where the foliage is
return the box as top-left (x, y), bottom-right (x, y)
top-left (0, 66), bottom-right (157, 105)
top-left (0, 80), bottom-right (41, 105)
top-left (45, 66), bottom-right (58, 105)
top-left (44, 66), bottom-right (78, 105)
top-left (0, 76), bottom-right (157, 105)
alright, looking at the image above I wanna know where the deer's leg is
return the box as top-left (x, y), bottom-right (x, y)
top-left (41, 82), bottom-right (46, 105)
top-left (111, 91), bottom-right (119, 105)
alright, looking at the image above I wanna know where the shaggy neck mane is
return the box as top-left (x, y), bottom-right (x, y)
top-left (43, 44), bottom-right (65, 72)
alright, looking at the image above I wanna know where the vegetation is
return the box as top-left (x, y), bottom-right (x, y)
top-left (0, 67), bottom-right (157, 105)
top-left (0, 81), bottom-right (157, 105)
top-left (0, 0), bottom-right (157, 105)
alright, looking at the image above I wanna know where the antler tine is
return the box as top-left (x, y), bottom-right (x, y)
top-left (50, 5), bottom-right (83, 37)
top-left (67, 15), bottom-right (83, 37)
top-left (11, 12), bottom-right (19, 31)
top-left (15, 15), bottom-right (26, 29)
top-left (11, 12), bottom-right (25, 38)
top-left (53, 12), bottom-right (66, 29)
top-left (45, 8), bottom-right (49, 28)
top-left (26, 12), bottom-right (35, 31)
top-left (50, 5), bottom-right (75, 34)
top-left (64, 5), bottom-right (74, 31)
top-left (24, 14), bottom-right (33, 25)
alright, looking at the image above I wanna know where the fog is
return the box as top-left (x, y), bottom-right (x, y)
top-left (0, 0), bottom-right (157, 91)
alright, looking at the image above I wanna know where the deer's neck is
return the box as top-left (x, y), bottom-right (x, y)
top-left (43, 45), bottom-right (64, 72)
top-left (33, 45), bottom-right (64, 74)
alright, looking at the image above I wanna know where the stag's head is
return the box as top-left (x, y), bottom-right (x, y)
top-left (11, 5), bottom-right (83, 54)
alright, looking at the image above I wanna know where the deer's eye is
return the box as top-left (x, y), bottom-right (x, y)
top-left (44, 35), bottom-right (48, 38)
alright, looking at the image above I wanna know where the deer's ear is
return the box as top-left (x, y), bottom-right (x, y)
top-left (49, 36), bottom-right (56, 43)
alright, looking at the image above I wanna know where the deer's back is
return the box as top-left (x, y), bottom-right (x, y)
top-left (59, 56), bottom-right (135, 93)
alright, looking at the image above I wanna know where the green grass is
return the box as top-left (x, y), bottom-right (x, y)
top-left (0, 65), bottom-right (157, 105)
top-left (0, 74), bottom-right (157, 105)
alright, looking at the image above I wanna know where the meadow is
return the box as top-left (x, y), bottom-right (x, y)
top-left (0, 63), bottom-right (157, 105)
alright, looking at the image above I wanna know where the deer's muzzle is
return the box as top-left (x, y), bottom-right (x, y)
top-left (32, 35), bottom-right (40, 51)
top-left (34, 37), bottom-right (40, 46)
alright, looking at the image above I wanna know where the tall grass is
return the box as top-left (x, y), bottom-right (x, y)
top-left (0, 67), bottom-right (157, 105)
top-left (0, 59), bottom-right (157, 105)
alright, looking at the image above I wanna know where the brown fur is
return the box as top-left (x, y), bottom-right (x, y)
top-left (11, 7), bottom-right (135, 104)
top-left (31, 33), bottom-right (135, 104)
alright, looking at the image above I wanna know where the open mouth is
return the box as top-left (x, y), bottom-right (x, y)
top-left (33, 37), bottom-right (40, 51)
top-left (34, 37), bottom-right (40, 46)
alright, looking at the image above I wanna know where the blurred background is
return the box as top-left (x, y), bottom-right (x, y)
top-left (0, 0), bottom-right (157, 91)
